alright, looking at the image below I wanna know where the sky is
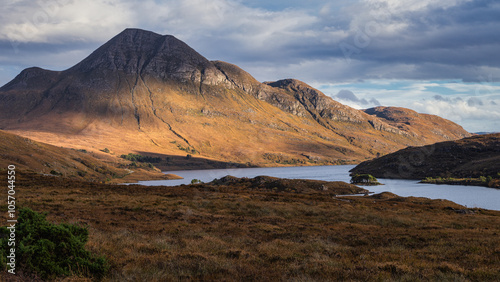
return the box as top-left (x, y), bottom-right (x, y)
top-left (1, 0), bottom-right (499, 132)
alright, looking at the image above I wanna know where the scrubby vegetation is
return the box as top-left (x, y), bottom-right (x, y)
top-left (120, 153), bottom-right (162, 163)
top-left (190, 179), bottom-right (203, 184)
top-left (119, 153), bottom-right (164, 171)
top-left (0, 208), bottom-right (108, 280)
top-left (421, 175), bottom-right (500, 188)
top-left (1, 172), bottom-right (499, 281)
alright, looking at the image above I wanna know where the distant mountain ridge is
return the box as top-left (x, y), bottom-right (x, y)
top-left (0, 28), bottom-right (471, 166)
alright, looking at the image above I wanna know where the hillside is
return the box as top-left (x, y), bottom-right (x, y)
top-left (0, 130), bottom-right (179, 182)
top-left (0, 28), bottom-right (470, 166)
top-left (350, 133), bottom-right (500, 180)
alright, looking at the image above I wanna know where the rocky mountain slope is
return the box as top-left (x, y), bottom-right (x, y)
top-left (350, 133), bottom-right (500, 179)
top-left (0, 28), bottom-right (471, 166)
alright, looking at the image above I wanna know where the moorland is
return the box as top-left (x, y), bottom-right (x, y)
top-left (1, 172), bottom-right (499, 281)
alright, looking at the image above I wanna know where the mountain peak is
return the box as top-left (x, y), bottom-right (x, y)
top-left (69, 28), bottom-right (211, 80)
top-left (120, 28), bottom-right (162, 37)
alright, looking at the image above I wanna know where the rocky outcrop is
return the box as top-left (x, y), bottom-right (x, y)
top-left (209, 175), bottom-right (368, 195)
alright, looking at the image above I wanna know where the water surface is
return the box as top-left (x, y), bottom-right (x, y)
top-left (135, 165), bottom-right (500, 211)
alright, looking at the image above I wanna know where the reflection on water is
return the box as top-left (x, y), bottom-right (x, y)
top-left (135, 165), bottom-right (500, 211)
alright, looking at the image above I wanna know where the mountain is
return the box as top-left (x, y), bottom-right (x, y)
top-left (0, 28), bottom-right (471, 166)
top-left (350, 133), bottom-right (500, 179)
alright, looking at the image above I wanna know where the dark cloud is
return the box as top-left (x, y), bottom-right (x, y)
top-left (330, 0), bottom-right (500, 82)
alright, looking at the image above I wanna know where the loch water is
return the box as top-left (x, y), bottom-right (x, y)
top-left (135, 165), bottom-right (500, 211)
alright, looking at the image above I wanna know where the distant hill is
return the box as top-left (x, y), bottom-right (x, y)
top-left (350, 133), bottom-right (500, 180)
top-left (0, 130), bottom-right (178, 182)
top-left (0, 28), bottom-right (470, 166)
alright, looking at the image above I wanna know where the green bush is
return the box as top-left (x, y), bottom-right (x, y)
top-left (50, 170), bottom-right (62, 176)
top-left (0, 208), bottom-right (108, 280)
top-left (191, 179), bottom-right (203, 184)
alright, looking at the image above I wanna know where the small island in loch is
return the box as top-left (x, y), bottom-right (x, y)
top-left (350, 173), bottom-right (384, 186)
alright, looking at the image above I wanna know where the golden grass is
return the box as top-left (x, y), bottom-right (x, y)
top-left (1, 172), bottom-right (499, 281)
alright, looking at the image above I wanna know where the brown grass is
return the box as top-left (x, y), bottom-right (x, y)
top-left (1, 172), bottom-right (499, 281)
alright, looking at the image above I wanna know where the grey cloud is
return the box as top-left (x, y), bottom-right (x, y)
top-left (434, 95), bottom-right (489, 107)
top-left (433, 95), bottom-right (450, 102)
top-left (467, 97), bottom-right (484, 106)
top-left (334, 89), bottom-right (381, 107)
top-left (335, 90), bottom-right (361, 102)
top-left (369, 98), bottom-right (381, 106)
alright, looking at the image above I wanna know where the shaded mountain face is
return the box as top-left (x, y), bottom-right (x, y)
top-left (0, 28), bottom-right (471, 166)
top-left (350, 133), bottom-right (500, 179)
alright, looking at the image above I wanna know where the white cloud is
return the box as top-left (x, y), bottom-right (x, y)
top-left (411, 98), bottom-right (500, 131)
top-left (1, 0), bottom-right (135, 43)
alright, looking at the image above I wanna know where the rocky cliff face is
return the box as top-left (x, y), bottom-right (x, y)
top-left (0, 28), bottom-right (471, 166)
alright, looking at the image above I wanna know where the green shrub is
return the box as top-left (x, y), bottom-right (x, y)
top-left (0, 208), bottom-right (108, 280)
top-left (50, 170), bottom-right (62, 176)
top-left (191, 179), bottom-right (203, 184)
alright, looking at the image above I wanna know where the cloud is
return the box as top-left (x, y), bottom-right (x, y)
top-left (332, 89), bottom-right (381, 109)
top-left (1, 0), bottom-right (500, 84)
top-left (467, 97), bottom-right (484, 106)
top-left (318, 80), bottom-right (500, 132)
top-left (369, 98), bottom-right (381, 105)
top-left (335, 90), bottom-right (365, 103)
top-left (411, 97), bottom-right (500, 132)
top-left (0, 0), bottom-right (135, 44)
